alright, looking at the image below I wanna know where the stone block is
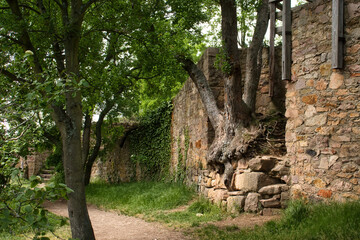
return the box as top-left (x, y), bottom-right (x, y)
top-left (305, 113), bottom-right (327, 126)
top-left (248, 156), bottom-right (277, 172)
top-left (234, 172), bottom-right (279, 192)
top-left (260, 197), bottom-right (281, 208)
top-left (208, 188), bottom-right (228, 204)
top-left (329, 72), bottom-right (344, 89)
top-left (317, 189), bottom-right (332, 198)
top-left (301, 94), bottom-right (318, 105)
top-left (227, 196), bottom-right (246, 214)
top-left (244, 193), bottom-right (260, 212)
top-left (270, 162), bottom-right (290, 178)
top-left (258, 184), bottom-right (289, 196)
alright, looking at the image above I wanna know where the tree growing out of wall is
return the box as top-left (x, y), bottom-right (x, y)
top-left (177, 0), bottom-right (270, 188)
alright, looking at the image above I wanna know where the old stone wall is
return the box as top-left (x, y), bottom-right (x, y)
top-left (171, 47), bottom-right (288, 213)
top-left (20, 151), bottom-right (50, 178)
top-left (286, 0), bottom-right (360, 201)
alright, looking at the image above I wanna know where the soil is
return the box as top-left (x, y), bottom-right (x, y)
top-left (44, 200), bottom-right (280, 240)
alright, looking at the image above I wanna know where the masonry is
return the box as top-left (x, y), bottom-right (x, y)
top-left (286, 0), bottom-right (360, 201)
top-left (92, 0), bottom-right (360, 211)
top-left (171, 0), bottom-right (360, 211)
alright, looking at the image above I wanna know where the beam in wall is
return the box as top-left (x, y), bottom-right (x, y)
top-left (332, 0), bottom-right (344, 69)
top-left (282, 0), bottom-right (291, 81)
top-left (269, 2), bottom-right (276, 97)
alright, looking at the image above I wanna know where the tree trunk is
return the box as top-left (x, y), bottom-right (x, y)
top-left (243, 0), bottom-right (270, 112)
top-left (180, 0), bottom-right (268, 190)
top-left (84, 101), bottom-right (114, 186)
top-left (55, 3), bottom-right (95, 238)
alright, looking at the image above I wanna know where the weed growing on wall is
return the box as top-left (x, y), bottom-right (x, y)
top-left (130, 102), bottom-right (173, 181)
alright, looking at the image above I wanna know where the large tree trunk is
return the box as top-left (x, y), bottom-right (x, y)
top-left (180, 0), bottom-right (268, 190)
top-left (243, 0), bottom-right (270, 112)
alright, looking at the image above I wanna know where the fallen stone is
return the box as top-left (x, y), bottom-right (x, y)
top-left (260, 197), bottom-right (281, 208)
top-left (234, 172), bottom-right (279, 192)
top-left (258, 184), bottom-right (289, 196)
top-left (227, 196), bottom-right (246, 214)
top-left (248, 156), bottom-right (277, 172)
top-left (269, 162), bottom-right (290, 178)
top-left (244, 193), bottom-right (261, 212)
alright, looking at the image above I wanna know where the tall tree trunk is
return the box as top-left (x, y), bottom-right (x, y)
top-left (243, 0), bottom-right (270, 112)
top-left (179, 0), bottom-right (268, 190)
top-left (55, 2), bottom-right (95, 238)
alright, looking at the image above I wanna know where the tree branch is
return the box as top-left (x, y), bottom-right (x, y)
top-left (0, 68), bottom-right (27, 83)
top-left (176, 55), bottom-right (223, 129)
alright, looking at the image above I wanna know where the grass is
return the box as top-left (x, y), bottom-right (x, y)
top-left (86, 181), bottom-right (196, 215)
top-left (85, 181), bottom-right (228, 227)
top-left (194, 200), bottom-right (360, 240)
top-left (152, 197), bottom-right (226, 227)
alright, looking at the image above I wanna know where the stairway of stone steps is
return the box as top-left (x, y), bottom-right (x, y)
top-left (39, 166), bottom-right (55, 182)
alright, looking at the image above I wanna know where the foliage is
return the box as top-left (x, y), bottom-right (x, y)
top-left (86, 181), bottom-right (195, 216)
top-left (0, 164), bottom-right (71, 239)
top-left (194, 200), bottom-right (360, 240)
top-left (129, 102), bottom-right (173, 181)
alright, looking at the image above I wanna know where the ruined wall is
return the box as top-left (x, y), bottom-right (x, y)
top-left (171, 47), bottom-right (287, 213)
top-left (287, 0), bottom-right (360, 201)
top-left (20, 151), bottom-right (50, 177)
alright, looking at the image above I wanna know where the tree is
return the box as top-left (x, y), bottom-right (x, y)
top-left (177, 0), bottom-right (270, 188)
top-left (0, 0), bottom-right (207, 238)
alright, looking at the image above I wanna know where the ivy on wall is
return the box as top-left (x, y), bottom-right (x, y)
top-left (129, 101), bottom-right (173, 181)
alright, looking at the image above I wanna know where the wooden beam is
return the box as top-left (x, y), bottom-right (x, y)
top-left (282, 0), bottom-right (291, 80)
top-left (269, 2), bottom-right (276, 96)
top-left (276, 3), bottom-right (283, 10)
top-left (332, 0), bottom-right (344, 69)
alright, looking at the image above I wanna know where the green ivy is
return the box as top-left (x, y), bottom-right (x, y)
top-left (129, 101), bottom-right (173, 181)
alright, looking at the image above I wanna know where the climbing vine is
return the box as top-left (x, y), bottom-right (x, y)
top-left (129, 102), bottom-right (173, 181)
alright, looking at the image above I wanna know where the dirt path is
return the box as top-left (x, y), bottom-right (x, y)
top-left (44, 200), bottom-right (280, 240)
top-left (44, 200), bottom-right (188, 240)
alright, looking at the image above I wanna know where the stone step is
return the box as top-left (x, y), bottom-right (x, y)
top-left (41, 169), bottom-right (55, 174)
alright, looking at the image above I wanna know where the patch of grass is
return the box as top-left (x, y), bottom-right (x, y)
top-left (152, 197), bottom-right (227, 227)
top-left (194, 200), bottom-right (360, 240)
top-left (86, 181), bottom-right (196, 216)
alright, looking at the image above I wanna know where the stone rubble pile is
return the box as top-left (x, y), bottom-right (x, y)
top-left (200, 155), bottom-right (290, 214)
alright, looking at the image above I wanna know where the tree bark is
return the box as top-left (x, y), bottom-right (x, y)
top-left (53, 1), bottom-right (95, 239)
top-left (243, 0), bottom-right (270, 112)
top-left (84, 101), bottom-right (114, 186)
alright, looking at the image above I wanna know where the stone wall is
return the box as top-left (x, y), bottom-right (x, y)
top-left (286, 0), bottom-right (360, 201)
top-left (20, 151), bottom-right (50, 178)
top-left (171, 47), bottom-right (288, 213)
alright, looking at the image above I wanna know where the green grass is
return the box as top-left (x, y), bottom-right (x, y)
top-left (86, 181), bottom-right (196, 215)
top-left (194, 200), bottom-right (360, 240)
top-left (152, 197), bottom-right (226, 227)
top-left (85, 181), bottom-right (227, 227)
